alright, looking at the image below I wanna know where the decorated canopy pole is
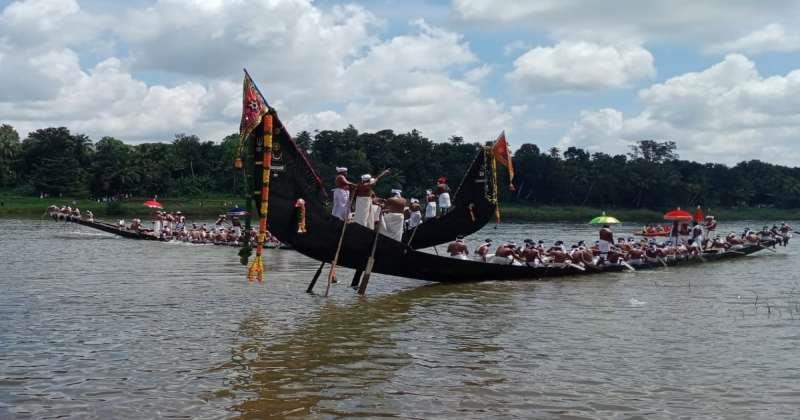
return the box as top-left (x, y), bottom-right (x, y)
top-left (247, 114), bottom-right (274, 282)
top-left (238, 69), bottom-right (270, 281)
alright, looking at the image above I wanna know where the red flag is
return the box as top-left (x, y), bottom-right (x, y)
top-left (239, 71), bottom-right (268, 142)
top-left (694, 206), bottom-right (704, 223)
top-left (491, 131), bottom-right (515, 190)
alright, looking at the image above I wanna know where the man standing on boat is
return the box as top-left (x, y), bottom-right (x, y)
top-left (704, 215), bottom-right (717, 242)
top-left (354, 170), bottom-right (389, 229)
top-left (408, 198), bottom-right (422, 229)
top-left (332, 167), bottom-right (354, 221)
top-left (598, 224), bottom-right (614, 263)
top-left (436, 176), bottom-right (451, 215)
top-left (425, 189), bottom-right (437, 219)
top-left (381, 189), bottom-right (406, 241)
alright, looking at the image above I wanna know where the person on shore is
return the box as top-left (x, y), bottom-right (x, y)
top-left (381, 189), bottom-right (406, 241)
top-left (435, 176), bottom-right (451, 215)
top-left (447, 236), bottom-right (470, 259)
top-left (332, 167), bottom-right (355, 221)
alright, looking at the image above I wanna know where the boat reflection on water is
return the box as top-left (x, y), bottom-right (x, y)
top-left (220, 281), bottom-right (519, 417)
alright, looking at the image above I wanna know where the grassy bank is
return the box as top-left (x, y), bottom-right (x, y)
top-left (0, 194), bottom-right (241, 218)
top-left (2, 194), bottom-right (798, 221)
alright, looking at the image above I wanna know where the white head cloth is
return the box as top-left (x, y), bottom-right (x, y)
top-left (361, 174), bottom-right (372, 182)
top-left (336, 167), bottom-right (347, 173)
top-left (391, 189), bottom-right (402, 196)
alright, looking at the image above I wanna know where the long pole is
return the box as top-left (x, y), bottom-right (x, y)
top-left (324, 191), bottom-right (358, 296)
top-left (306, 261), bottom-right (326, 293)
top-left (349, 269), bottom-right (363, 289)
top-left (358, 211), bottom-right (384, 295)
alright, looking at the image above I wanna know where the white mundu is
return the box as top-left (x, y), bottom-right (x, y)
top-left (381, 213), bottom-right (404, 242)
top-left (438, 192), bottom-right (451, 210)
top-left (332, 188), bottom-right (350, 220)
top-left (408, 211), bottom-right (422, 228)
top-left (425, 201), bottom-right (437, 219)
top-left (354, 196), bottom-right (374, 229)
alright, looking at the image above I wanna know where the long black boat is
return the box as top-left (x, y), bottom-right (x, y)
top-left (252, 101), bottom-right (777, 284)
top-left (52, 214), bottom-right (160, 241)
top-left (49, 213), bottom-right (291, 248)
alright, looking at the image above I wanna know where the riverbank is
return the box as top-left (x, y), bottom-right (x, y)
top-left (1, 194), bottom-right (797, 221)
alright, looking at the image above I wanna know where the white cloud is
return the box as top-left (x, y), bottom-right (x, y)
top-left (507, 41), bottom-right (655, 92)
top-left (707, 23), bottom-right (800, 55)
top-left (559, 54), bottom-right (800, 165)
top-left (560, 108), bottom-right (627, 154)
top-left (0, 52), bottom-right (214, 140)
top-left (0, 1), bottom-right (513, 144)
top-left (452, 0), bottom-right (800, 44)
top-left (0, 0), bottom-right (109, 48)
top-left (291, 20), bottom-right (512, 141)
top-left (463, 64), bottom-right (492, 83)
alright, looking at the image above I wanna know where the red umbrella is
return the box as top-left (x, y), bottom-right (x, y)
top-left (143, 199), bottom-right (163, 209)
top-left (663, 208), bottom-right (692, 221)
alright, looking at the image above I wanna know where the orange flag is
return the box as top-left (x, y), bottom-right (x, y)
top-left (491, 131), bottom-right (515, 191)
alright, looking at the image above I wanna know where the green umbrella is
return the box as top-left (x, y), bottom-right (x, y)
top-left (589, 212), bottom-right (620, 225)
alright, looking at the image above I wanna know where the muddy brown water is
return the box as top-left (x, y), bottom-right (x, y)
top-left (2, 218), bottom-right (800, 418)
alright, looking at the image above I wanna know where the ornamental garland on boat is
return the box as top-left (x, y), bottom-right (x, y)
top-left (294, 198), bottom-right (307, 234)
top-left (247, 114), bottom-right (274, 282)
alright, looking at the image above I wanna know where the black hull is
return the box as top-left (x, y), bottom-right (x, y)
top-left (401, 148), bottom-right (496, 249)
top-left (51, 214), bottom-right (291, 249)
top-left (57, 215), bottom-right (161, 240)
top-left (256, 107), bottom-right (773, 284)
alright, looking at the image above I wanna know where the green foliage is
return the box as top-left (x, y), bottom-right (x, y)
top-left (1, 123), bottom-right (799, 214)
top-left (0, 124), bottom-right (21, 187)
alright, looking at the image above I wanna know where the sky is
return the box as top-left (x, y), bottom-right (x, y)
top-left (1, 0), bottom-right (800, 166)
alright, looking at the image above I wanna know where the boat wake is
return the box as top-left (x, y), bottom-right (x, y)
top-left (629, 298), bottom-right (647, 306)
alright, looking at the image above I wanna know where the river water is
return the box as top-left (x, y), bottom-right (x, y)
top-left (2, 218), bottom-right (800, 419)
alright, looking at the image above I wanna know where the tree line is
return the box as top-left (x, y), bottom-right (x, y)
top-left (1, 123), bottom-right (799, 209)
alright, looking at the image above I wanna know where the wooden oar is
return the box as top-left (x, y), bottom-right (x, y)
top-left (620, 261), bottom-right (636, 271)
top-left (656, 256), bottom-right (668, 268)
top-left (349, 269), bottom-right (363, 289)
top-left (324, 191), bottom-right (359, 297)
top-left (404, 221), bottom-right (422, 250)
top-left (358, 211), bottom-right (385, 295)
top-left (305, 261), bottom-right (325, 294)
top-left (566, 262), bottom-right (586, 271)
